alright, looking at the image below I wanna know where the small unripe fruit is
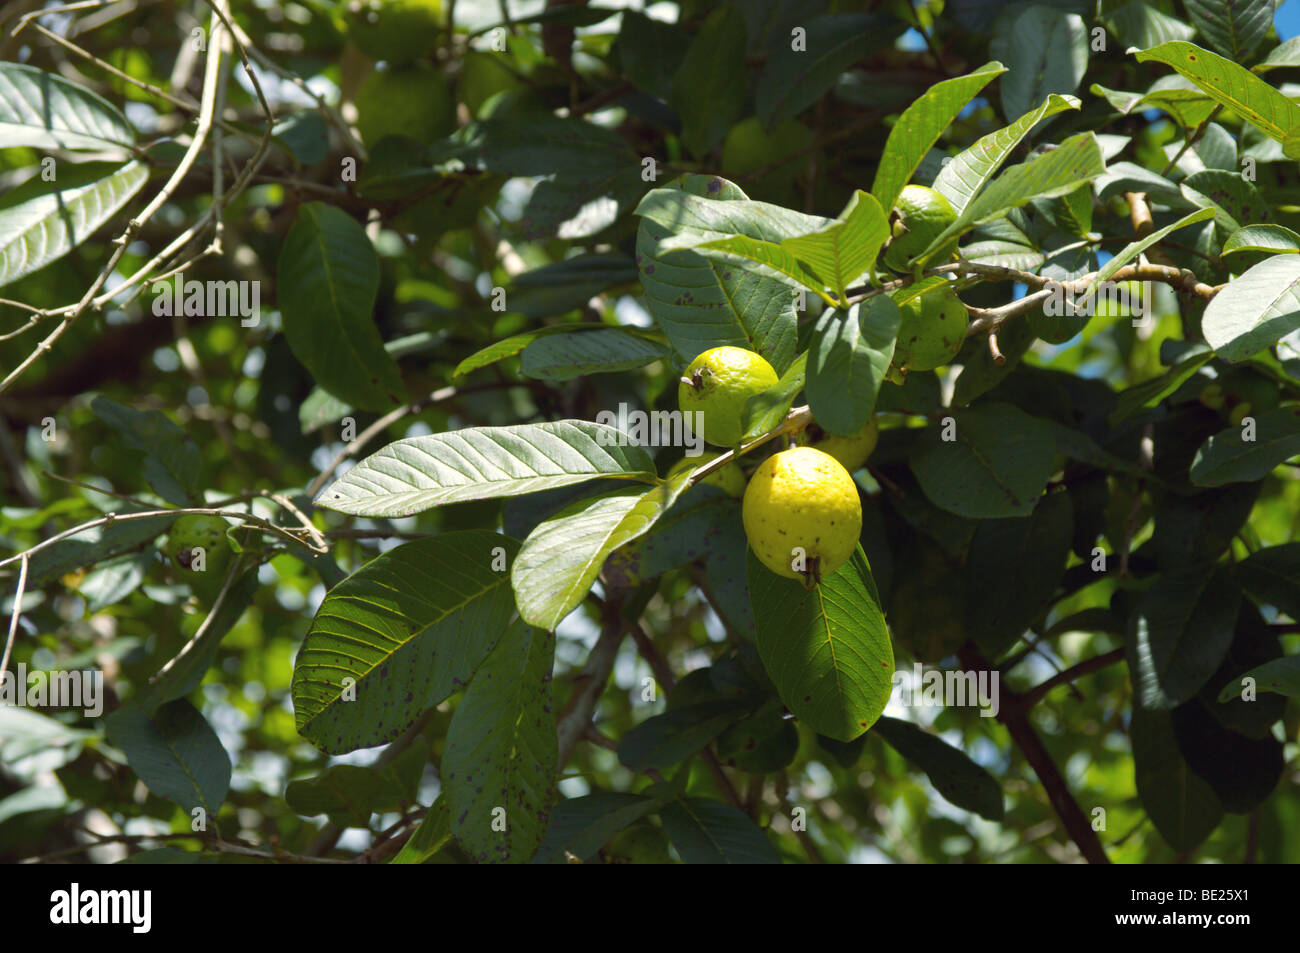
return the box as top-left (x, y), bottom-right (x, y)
top-left (884, 184), bottom-right (958, 272)
top-left (893, 287), bottom-right (967, 371)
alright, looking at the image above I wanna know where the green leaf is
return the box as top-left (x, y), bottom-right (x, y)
top-left (90, 397), bottom-right (202, 506)
top-left (921, 133), bottom-right (1107, 260)
top-left (742, 351), bottom-right (807, 440)
top-left (1127, 565), bottom-right (1240, 710)
top-left (508, 254), bottom-right (639, 318)
top-left (0, 160), bottom-right (147, 289)
top-left (390, 800), bottom-right (452, 864)
top-left (990, 6), bottom-right (1088, 121)
top-left (1179, 169), bottom-right (1267, 233)
top-left (659, 797), bottom-right (781, 864)
top-left (1135, 42), bottom-right (1300, 156)
top-left (1185, 0), bottom-right (1273, 60)
top-left (317, 420), bottom-right (657, 518)
top-left (286, 748), bottom-right (425, 828)
top-left (963, 491), bottom-right (1073, 657)
top-left (634, 174), bottom-right (802, 372)
top-left (272, 110), bottom-right (329, 164)
top-left (1110, 346), bottom-right (1213, 425)
top-left (1234, 543), bottom-right (1300, 619)
top-left (1203, 256), bottom-right (1300, 362)
top-left (452, 325), bottom-right (588, 380)
top-left (1076, 207), bottom-right (1215, 303)
top-left (0, 63), bottom-right (136, 152)
top-left (780, 190), bottom-right (890, 301)
top-left (1255, 35), bottom-right (1300, 72)
top-left (276, 202), bottom-right (405, 412)
top-left (746, 546), bottom-right (893, 742)
top-left (292, 531), bottom-right (519, 754)
top-left (871, 61), bottom-right (1006, 216)
top-left (756, 14), bottom-right (897, 127)
top-left (1189, 408), bottom-right (1300, 486)
top-left (1219, 655), bottom-right (1300, 700)
top-left (1131, 705), bottom-right (1222, 851)
top-left (874, 717), bottom-right (1004, 820)
top-left (531, 792), bottom-right (660, 864)
top-left (1221, 224), bottom-right (1300, 264)
top-left (1102, 2), bottom-right (1197, 50)
top-left (105, 699), bottom-right (231, 816)
top-left (959, 240), bottom-right (1045, 270)
top-left (520, 328), bottom-right (670, 381)
top-left (933, 93), bottom-right (1082, 215)
top-left (617, 700), bottom-right (753, 772)
top-left (674, 192), bottom-right (888, 306)
top-left (1094, 159), bottom-right (1188, 205)
top-left (139, 569), bottom-right (259, 712)
top-left (614, 11), bottom-right (684, 100)
top-left (1173, 699), bottom-right (1283, 813)
top-left (910, 402), bottom-right (1057, 519)
top-left (806, 297), bottom-right (901, 435)
top-left (445, 619), bottom-right (556, 864)
top-left (432, 116), bottom-right (644, 239)
top-left (512, 472), bottom-right (692, 630)
top-left (670, 3), bottom-right (747, 156)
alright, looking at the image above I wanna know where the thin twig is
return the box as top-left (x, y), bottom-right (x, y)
top-left (1, 555), bottom-right (30, 681)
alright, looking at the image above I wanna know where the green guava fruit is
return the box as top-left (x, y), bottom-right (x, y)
top-left (884, 184), bottom-right (959, 272)
top-left (893, 285), bottom-right (968, 372)
top-left (355, 64), bottom-right (455, 147)
top-left (678, 346), bottom-right (780, 448)
top-left (345, 0), bottom-right (442, 67)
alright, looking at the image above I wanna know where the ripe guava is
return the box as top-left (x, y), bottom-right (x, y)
top-left (742, 446), bottom-right (862, 587)
top-left (802, 417), bottom-right (880, 473)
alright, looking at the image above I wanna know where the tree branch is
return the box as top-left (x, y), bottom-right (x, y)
top-left (959, 643), bottom-right (1110, 864)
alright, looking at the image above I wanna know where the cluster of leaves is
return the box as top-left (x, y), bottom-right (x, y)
top-left (1, 0), bottom-right (1298, 864)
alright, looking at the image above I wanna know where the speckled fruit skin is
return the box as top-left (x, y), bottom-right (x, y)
top-left (894, 287), bottom-right (968, 371)
top-left (883, 184), bottom-right (959, 272)
top-left (742, 446), bottom-right (862, 584)
top-left (678, 346), bottom-right (779, 448)
top-left (667, 450), bottom-right (745, 497)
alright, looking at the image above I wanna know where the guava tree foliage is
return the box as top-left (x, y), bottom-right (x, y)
top-left (0, 0), bottom-right (1298, 866)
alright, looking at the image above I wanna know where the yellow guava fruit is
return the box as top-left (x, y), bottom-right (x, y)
top-left (742, 446), bottom-right (862, 587)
